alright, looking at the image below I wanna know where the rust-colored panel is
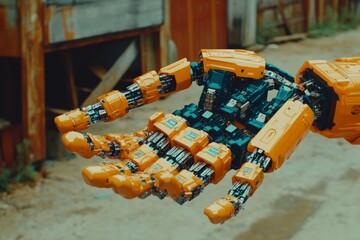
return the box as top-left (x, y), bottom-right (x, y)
top-left (0, 124), bottom-right (24, 168)
top-left (0, 138), bottom-right (3, 169)
top-left (0, 6), bottom-right (20, 57)
top-left (20, 0), bottom-right (46, 161)
top-left (170, 0), bottom-right (227, 61)
top-left (0, 125), bottom-right (15, 168)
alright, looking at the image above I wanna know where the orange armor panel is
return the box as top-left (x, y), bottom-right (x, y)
top-left (145, 158), bottom-right (178, 175)
top-left (172, 127), bottom-right (209, 155)
top-left (148, 111), bottom-right (165, 132)
top-left (128, 144), bottom-right (158, 171)
top-left (175, 170), bottom-right (204, 198)
top-left (54, 109), bottom-right (90, 133)
top-left (195, 142), bottom-right (232, 183)
top-left (204, 196), bottom-right (237, 224)
top-left (96, 90), bottom-right (129, 121)
top-left (201, 49), bottom-right (265, 79)
top-left (134, 71), bottom-right (162, 104)
top-left (296, 58), bottom-right (360, 140)
top-left (106, 133), bottom-right (141, 159)
top-left (153, 114), bottom-right (188, 139)
top-left (232, 162), bottom-right (264, 195)
top-left (82, 161), bottom-right (127, 188)
top-left (109, 173), bottom-right (154, 199)
top-left (159, 58), bottom-right (192, 92)
top-left (248, 100), bottom-right (314, 172)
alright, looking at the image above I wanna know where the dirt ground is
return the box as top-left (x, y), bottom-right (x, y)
top-left (1, 28), bottom-right (360, 240)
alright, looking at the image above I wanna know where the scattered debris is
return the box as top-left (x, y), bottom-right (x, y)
top-left (268, 33), bottom-right (307, 44)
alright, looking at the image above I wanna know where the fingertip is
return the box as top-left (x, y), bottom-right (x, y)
top-left (82, 165), bottom-right (112, 188)
top-left (54, 114), bottom-right (74, 133)
top-left (203, 199), bottom-right (235, 224)
top-left (61, 132), bottom-right (94, 158)
top-left (109, 175), bottom-right (138, 199)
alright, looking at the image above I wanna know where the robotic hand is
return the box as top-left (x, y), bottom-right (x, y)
top-left (55, 50), bottom-right (360, 224)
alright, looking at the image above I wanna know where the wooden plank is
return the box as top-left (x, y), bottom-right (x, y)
top-left (46, 107), bottom-right (67, 115)
top-left (81, 41), bottom-right (138, 107)
top-left (332, 0), bottom-right (339, 21)
top-left (160, 0), bottom-right (170, 66)
top-left (62, 50), bottom-right (78, 108)
top-left (317, 0), bottom-right (326, 24)
top-left (44, 0), bottom-right (164, 44)
top-left (278, 0), bottom-right (292, 35)
top-left (76, 87), bottom-right (93, 93)
top-left (140, 33), bottom-right (158, 73)
top-left (268, 32), bottom-right (307, 44)
top-left (20, 0), bottom-right (45, 161)
top-left (44, 25), bottom-right (161, 52)
top-left (303, 0), bottom-right (314, 29)
top-left (88, 64), bottom-right (107, 80)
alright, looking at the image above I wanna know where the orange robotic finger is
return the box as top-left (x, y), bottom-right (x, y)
top-left (204, 196), bottom-right (239, 224)
top-left (62, 131), bottom-right (96, 159)
top-left (54, 90), bottom-right (128, 133)
top-left (95, 90), bottom-right (129, 121)
top-left (61, 131), bottom-right (144, 160)
top-left (108, 157), bottom-right (178, 200)
top-left (232, 162), bottom-right (264, 196)
top-left (55, 109), bottom-right (90, 133)
top-left (195, 142), bottom-right (232, 184)
top-left (82, 161), bottom-right (132, 188)
top-left (203, 162), bottom-right (264, 224)
top-left (248, 100), bottom-right (314, 172)
top-left (55, 58), bottom-right (192, 133)
top-left (145, 126), bottom-right (209, 177)
top-left (155, 142), bottom-right (232, 203)
top-left (109, 173), bottom-right (155, 199)
top-left (205, 100), bottom-right (315, 224)
top-left (154, 170), bottom-right (204, 201)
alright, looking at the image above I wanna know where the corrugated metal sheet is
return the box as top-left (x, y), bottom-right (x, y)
top-left (44, 0), bottom-right (164, 44)
top-left (170, 0), bottom-right (227, 61)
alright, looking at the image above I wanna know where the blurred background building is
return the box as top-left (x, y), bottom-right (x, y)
top-left (0, 0), bottom-right (359, 170)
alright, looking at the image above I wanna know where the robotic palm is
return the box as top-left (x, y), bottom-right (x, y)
top-left (55, 50), bottom-right (360, 224)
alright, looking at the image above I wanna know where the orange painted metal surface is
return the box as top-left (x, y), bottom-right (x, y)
top-left (248, 100), bottom-right (315, 172)
top-left (195, 142), bottom-right (231, 184)
top-left (296, 57), bottom-right (360, 142)
top-left (170, 0), bottom-right (227, 61)
top-left (96, 90), bottom-right (129, 121)
top-left (0, 4), bottom-right (20, 57)
top-left (55, 109), bottom-right (90, 133)
top-left (172, 127), bottom-right (209, 156)
top-left (163, 169), bottom-right (204, 199)
top-left (201, 49), bottom-right (266, 78)
top-left (153, 114), bottom-right (188, 139)
top-left (232, 162), bottom-right (264, 195)
top-left (204, 196), bottom-right (237, 224)
top-left (159, 58), bottom-right (192, 92)
top-left (128, 144), bottom-right (158, 171)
